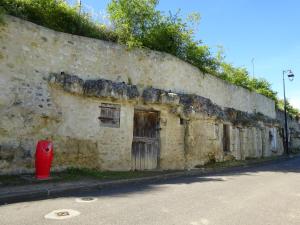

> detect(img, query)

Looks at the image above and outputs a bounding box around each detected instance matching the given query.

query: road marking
[44,209,80,220]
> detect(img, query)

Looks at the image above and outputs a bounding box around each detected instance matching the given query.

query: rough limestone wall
[244,127,260,158]
[239,128,249,159]
[259,126,283,157]
[272,127,284,155]
[275,128,284,155]
[262,127,270,157]
[225,126,263,160]
[255,128,263,157]
[0,68,62,174]
[226,125,283,161]
[51,90,134,171]
[185,119,223,168]
[292,135,300,149]
[230,127,242,160]
[0,16,284,173]
[0,75,135,173]
[159,106,185,170]
[276,110,300,150]
[0,16,276,117]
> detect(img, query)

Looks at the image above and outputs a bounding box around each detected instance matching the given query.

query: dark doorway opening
[223,124,230,152]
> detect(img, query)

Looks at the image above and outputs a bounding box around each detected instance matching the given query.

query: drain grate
[44,209,80,220]
[75,197,97,203]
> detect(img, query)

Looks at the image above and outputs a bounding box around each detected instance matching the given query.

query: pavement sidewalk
[0,155,295,204]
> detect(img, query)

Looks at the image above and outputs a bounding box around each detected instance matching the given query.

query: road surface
[1,157,300,225]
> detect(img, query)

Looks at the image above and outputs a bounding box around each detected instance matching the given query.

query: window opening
[98,103,120,128]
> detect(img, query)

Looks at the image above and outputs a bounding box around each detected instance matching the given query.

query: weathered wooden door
[132,110,160,170]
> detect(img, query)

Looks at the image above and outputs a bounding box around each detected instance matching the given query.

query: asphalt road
[1,157,300,225]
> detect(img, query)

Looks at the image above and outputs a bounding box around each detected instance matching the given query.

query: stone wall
[276,110,300,150]
[0,16,288,174]
[0,16,275,116]
[183,118,284,169]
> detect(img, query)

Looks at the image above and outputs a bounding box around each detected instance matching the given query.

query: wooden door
[132,110,159,170]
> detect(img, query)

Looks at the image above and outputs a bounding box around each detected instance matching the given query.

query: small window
[98,103,120,128]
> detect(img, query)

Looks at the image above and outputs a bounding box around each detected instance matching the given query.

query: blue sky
[67,0,300,110]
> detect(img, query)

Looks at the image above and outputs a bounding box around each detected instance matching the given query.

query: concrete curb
[0,155,296,204]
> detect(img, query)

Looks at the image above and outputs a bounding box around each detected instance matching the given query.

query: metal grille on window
[98,103,120,128]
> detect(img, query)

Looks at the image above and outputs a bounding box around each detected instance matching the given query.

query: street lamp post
[282,70,295,155]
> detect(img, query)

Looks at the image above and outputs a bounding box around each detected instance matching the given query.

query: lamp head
[287,70,295,81]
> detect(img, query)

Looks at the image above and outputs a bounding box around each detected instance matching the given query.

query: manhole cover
[44,209,80,220]
[75,197,97,203]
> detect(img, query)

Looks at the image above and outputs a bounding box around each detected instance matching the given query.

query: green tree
[107,0,217,72]
[107,0,159,48]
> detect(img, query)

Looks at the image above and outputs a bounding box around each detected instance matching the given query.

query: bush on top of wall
[0,0,117,42]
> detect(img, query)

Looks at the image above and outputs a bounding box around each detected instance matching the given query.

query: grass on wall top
[0,0,117,42]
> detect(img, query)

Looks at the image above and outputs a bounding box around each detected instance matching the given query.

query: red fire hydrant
[35,140,53,180]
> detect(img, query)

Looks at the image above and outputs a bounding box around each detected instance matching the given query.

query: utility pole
[77,0,82,14]
[282,70,295,155]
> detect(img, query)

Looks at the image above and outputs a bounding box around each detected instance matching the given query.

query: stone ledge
[48,72,279,127]
[49,72,140,101]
